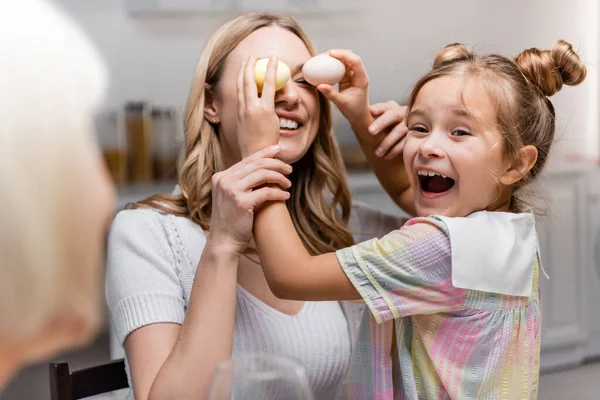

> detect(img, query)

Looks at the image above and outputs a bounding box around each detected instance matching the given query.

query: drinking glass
[207,354,314,400]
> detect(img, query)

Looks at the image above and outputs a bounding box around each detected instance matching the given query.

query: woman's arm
[123,244,239,400]
[108,146,292,400]
[142,244,240,400]
[350,111,415,216]
[317,50,415,216]
[361,102,416,216]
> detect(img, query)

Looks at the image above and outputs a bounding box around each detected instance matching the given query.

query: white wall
[55,0,598,161]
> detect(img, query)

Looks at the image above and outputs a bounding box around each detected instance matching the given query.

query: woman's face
[210,26,321,164]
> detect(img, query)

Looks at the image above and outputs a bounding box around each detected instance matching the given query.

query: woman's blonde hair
[134,12,354,254]
[0,0,108,340]
[408,40,587,213]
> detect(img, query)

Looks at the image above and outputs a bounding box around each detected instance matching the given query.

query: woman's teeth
[279,118,299,130]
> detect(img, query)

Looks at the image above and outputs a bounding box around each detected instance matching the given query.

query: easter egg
[302,54,346,86]
[254,58,291,92]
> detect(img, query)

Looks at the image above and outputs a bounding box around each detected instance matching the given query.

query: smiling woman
[133,16,353,255]
[105,11,405,400]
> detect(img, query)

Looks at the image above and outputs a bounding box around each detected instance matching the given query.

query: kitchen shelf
[125,0,364,15]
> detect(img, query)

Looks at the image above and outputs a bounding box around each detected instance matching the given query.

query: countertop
[116,164,595,210]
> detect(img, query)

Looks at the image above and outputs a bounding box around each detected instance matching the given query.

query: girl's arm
[254,201,361,301]
[233,54,352,301]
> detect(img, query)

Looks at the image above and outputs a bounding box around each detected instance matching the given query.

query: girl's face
[403,75,517,217]
[209,26,321,165]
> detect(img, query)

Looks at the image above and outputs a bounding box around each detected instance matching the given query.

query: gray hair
[0,0,108,339]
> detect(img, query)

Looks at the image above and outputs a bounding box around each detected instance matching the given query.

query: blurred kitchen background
[3,0,600,398]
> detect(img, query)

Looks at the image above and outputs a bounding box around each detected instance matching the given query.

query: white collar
[435,211,544,297]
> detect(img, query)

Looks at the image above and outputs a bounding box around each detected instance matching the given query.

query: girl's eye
[451,129,471,137]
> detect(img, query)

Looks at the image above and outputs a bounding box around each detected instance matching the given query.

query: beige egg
[302,54,346,86]
[254,58,291,92]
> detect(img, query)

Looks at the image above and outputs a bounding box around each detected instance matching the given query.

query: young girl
[237,40,586,399]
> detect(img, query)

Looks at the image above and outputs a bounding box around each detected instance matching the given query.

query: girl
[239,41,587,399]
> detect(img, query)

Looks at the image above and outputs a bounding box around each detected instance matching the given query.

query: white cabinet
[580,170,600,360]
[536,169,588,371]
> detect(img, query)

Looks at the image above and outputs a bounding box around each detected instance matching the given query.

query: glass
[332,380,355,400]
[207,355,314,400]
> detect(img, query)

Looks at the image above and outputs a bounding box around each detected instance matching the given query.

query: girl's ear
[203,83,220,124]
[500,145,538,186]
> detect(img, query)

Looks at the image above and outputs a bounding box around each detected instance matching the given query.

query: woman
[0,0,115,390]
[106,12,406,400]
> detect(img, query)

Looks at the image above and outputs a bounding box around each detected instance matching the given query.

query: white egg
[302,54,346,86]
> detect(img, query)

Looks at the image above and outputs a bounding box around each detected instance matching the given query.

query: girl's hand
[315,49,371,129]
[237,55,281,158]
[208,145,292,254]
[369,101,409,160]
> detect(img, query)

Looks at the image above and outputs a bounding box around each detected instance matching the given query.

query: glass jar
[97,109,128,185]
[152,107,181,181]
[125,101,153,183]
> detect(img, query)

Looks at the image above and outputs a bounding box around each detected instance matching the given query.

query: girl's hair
[132,12,354,254]
[408,40,587,212]
[0,0,108,339]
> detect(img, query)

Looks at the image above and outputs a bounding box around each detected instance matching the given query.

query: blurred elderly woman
[0,0,115,389]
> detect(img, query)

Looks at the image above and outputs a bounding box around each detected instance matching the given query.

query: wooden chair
[49,359,129,400]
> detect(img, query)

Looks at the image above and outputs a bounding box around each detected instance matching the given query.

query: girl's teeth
[418,170,448,179]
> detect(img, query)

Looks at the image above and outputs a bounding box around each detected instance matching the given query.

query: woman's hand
[237,55,281,158]
[316,49,371,130]
[368,101,408,160]
[208,145,292,254]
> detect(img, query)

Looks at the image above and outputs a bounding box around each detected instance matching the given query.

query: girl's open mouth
[418,171,455,194]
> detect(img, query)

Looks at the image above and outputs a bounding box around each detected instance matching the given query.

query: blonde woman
[106,12,406,400]
[0,0,115,390]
